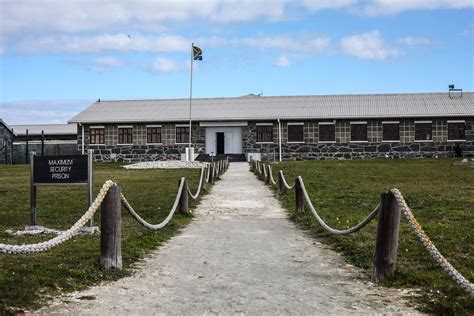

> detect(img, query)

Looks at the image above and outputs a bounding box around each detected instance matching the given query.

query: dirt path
[39,162,419,315]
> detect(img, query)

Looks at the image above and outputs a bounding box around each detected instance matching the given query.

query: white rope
[262,163,268,177]
[0,180,115,254]
[268,165,277,185]
[297,176,380,235]
[279,170,295,189]
[391,188,474,295]
[121,178,186,230]
[187,167,205,200]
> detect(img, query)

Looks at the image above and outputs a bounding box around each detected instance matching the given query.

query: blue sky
[0,0,473,124]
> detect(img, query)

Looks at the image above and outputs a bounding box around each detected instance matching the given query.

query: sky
[0,0,473,124]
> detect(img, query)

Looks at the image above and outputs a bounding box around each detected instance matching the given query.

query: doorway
[216,133,225,154]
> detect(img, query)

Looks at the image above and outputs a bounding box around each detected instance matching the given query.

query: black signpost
[30,150,94,227]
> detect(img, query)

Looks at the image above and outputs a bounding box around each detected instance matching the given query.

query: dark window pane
[147,127,161,143]
[256,125,273,142]
[448,123,465,140]
[415,123,432,141]
[383,123,399,141]
[288,124,304,142]
[319,124,335,142]
[118,128,133,144]
[90,128,104,144]
[351,124,367,142]
[176,127,189,144]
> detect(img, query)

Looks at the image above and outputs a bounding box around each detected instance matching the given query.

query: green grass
[0,163,208,313]
[261,158,473,315]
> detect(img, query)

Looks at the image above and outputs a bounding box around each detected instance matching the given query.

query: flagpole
[188,43,193,161]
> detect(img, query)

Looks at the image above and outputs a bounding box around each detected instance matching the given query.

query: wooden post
[372,191,401,283]
[277,171,286,197]
[178,178,189,214]
[295,177,304,214]
[265,165,271,184]
[201,168,207,191]
[100,184,122,270]
[210,163,215,183]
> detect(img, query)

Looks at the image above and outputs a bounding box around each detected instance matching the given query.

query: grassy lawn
[0,163,207,313]
[262,158,473,315]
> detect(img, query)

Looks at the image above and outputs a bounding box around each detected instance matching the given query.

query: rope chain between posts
[0,180,115,254]
[297,176,380,235]
[268,165,277,185]
[187,167,205,200]
[390,189,474,295]
[121,178,185,230]
[279,170,295,189]
[262,163,268,177]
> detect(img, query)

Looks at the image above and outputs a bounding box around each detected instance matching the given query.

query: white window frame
[350,121,368,143]
[146,125,163,145]
[287,122,304,144]
[256,123,274,143]
[382,121,400,143]
[175,124,190,144]
[447,120,466,142]
[414,121,433,142]
[318,122,336,144]
[117,126,133,145]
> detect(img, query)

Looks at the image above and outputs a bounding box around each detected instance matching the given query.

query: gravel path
[39,162,420,315]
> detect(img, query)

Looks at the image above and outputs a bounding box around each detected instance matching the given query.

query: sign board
[33,155,88,184]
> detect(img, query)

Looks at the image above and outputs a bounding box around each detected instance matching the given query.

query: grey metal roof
[11,124,77,136]
[0,118,16,135]
[69,92,474,124]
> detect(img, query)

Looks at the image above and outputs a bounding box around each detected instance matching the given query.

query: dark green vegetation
[0,163,205,313]
[262,158,473,315]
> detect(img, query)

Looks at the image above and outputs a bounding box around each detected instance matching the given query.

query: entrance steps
[195,153,246,162]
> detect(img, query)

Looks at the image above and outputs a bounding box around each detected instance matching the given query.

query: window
[176,126,189,144]
[147,126,162,144]
[256,125,273,143]
[319,123,335,142]
[90,128,104,144]
[382,123,400,142]
[351,122,367,142]
[287,123,304,143]
[415,122,432,141]
[448,122,465,141]
[118,127,133,144]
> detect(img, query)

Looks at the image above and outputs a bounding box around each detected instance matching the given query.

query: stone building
[0,119,15,164]
[69,92,474,162]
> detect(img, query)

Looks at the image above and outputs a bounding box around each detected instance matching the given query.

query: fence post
[372,191,401,283]
[295,177,304,213]
[178,178,189,214]
[100,184,122,270]
[201,167,207,191]
[277,171,286,197]
[265,165,271,185]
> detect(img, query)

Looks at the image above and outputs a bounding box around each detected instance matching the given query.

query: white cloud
[362,0,473,16]
[16,33,189,54]
[397,36,440,46]
[302,0,357,11]
[340,30,400,60]
[152,57,179,73]
[231,35,329,54]
[0,100,91,124]
[275,55,291,67]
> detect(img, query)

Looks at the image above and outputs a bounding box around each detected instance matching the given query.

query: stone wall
[79,117,474,162]
[0,123,14,164]
[80,123,205,162]
[243,118,474,160]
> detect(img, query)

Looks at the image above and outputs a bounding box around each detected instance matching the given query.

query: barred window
[176,126,189,144]
[415,123,432,141]
[351,123,367,142]
[90,128,104,144]
[147,127,162,144]
[382,123,400,141]
[448,122,465,140]
[319,124,335,142]
[256,125,273,143]
[118,128,133,144]
[288,124,304,142]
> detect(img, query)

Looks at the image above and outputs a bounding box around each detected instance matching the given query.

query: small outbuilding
[0,119,16,164]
